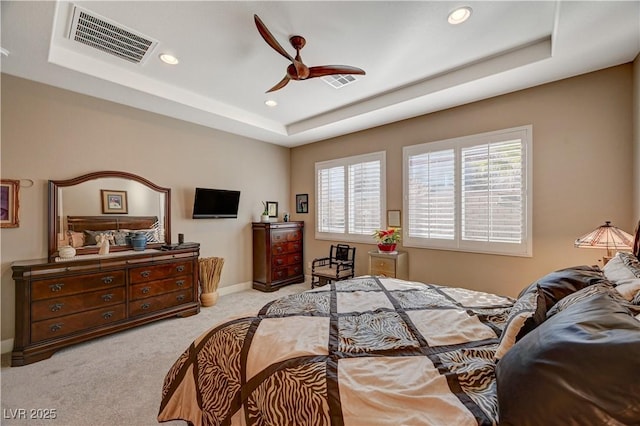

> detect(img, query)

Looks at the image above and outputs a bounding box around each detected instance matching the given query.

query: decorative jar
[58,246,76,259]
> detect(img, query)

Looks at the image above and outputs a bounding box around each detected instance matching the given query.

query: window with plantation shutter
[403,126,532,257]
[316,152,386,242]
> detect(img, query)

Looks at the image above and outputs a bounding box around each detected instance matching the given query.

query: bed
[158,223,640,426]
[62,215,161,248]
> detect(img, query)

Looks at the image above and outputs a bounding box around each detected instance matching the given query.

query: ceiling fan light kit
[254,14,366,92]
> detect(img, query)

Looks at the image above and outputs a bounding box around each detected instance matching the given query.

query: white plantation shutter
[461,140,523,244]
[316,152,386,242]
[407,149,455,240]
[403,126,532,256]
[348,160,382,235]
[317,166,345,233]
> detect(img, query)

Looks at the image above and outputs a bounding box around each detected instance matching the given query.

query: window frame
[402,125,533,257]
[315,151,387,243]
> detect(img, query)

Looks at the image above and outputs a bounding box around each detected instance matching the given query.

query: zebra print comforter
[158,276,514,426]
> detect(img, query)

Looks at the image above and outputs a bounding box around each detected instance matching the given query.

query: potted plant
[372,228,401,253]
[261,202,270,222]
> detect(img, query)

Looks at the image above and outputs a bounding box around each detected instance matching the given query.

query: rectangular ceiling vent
[321,74,358,89]
[68,5,158,65]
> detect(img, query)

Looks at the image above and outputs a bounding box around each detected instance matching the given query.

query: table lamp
[574,221,634,264]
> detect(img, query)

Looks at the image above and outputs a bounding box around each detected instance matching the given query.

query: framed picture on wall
[387,210,401,228]
[296,194,308,214]
[0,179,20,228]
[101,189,128,214]
[266,201,278,218]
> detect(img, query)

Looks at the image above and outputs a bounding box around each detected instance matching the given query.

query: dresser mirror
[48,171,171,259]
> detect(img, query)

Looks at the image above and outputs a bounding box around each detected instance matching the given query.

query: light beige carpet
[0,282,309,426]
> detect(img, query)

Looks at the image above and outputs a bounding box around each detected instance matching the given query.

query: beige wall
[0,75,291,342]
[291,64,635,298]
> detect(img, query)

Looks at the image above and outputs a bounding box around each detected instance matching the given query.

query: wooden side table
[368,250,408,279]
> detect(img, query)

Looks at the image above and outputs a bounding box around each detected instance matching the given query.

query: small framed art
[266,201,278,218]
[101,189,128,214]
[0,179,19,228]
[387,210,401,228]
[296,194,308,214]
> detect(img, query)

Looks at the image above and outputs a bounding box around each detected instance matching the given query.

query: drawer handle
[102,293,114,302]
[141,287,151,294]
[176,294,185,302]
[50,303,64,312]
[176,265,185,273]
[49,283,64,292]
[50,323,63,332]
[141,303,151,310]
[101,276,114,284]
[102,311,114,320]
[276,259,284,265]
[140,271,151,278]
[176,280,185,287]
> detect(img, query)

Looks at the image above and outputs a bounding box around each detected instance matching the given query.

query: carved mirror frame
[48,171,171,260]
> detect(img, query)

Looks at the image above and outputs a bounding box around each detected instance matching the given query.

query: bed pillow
[517,265,605,312]
[496,290,640,425]
[67,231,85,248]
[603,252,640,301]
[494,284,545,360]
[546,281,621,318]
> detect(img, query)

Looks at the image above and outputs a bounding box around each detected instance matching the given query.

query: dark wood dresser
[11,245,200,366]
[252,221,304,292]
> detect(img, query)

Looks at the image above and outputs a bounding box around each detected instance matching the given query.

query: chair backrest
[331,244,355,265]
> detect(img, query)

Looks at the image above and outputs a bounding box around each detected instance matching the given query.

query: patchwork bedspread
[158,276,514,426]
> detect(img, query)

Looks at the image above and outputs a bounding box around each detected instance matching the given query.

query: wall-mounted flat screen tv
[192,188,241,219]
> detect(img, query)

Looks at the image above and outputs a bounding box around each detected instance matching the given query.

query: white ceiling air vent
[321,74,358,89]
[68,5,158,64]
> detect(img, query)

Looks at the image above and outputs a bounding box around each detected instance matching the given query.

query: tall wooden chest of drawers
[11,246,200,366]
[252,221,304,292]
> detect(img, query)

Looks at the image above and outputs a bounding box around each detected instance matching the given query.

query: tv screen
[192,188,240,219]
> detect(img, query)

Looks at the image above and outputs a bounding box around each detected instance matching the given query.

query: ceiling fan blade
[308,65,366,79]
[266,75,291,93]
[254,15,294,63]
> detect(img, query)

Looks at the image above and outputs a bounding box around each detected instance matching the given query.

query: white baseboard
[217,281,252,296]
[1,338,14,354]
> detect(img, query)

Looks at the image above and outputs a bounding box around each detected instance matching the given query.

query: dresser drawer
[129,275,193,300]
[31,271,125,301]
[272,241,302,255]
[370,257,396,276]
[31,305,126,343]
[272,264,303,281]
[31,287,125,321]
[129,261,193,284]
[272,253,302,268]
[129,290,194,317]
[271,229,302,243]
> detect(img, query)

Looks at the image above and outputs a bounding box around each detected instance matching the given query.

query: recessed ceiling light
[159,53,179,65]
[448,6,472,25]
[265,100,278,107]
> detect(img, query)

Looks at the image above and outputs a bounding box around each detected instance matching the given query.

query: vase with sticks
[199,257,224,307]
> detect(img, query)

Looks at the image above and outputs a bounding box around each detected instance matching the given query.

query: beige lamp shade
[574,221,634,261]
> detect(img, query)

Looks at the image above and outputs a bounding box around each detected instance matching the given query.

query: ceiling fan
[254,14,366,93]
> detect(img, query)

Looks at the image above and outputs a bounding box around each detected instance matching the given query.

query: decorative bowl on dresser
[11,170,200,366]
[252,221,304,292]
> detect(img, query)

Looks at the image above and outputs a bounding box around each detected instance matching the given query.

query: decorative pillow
[496,291,640,425]
[517,265,605,312]
[603,252,640,301]
[494,284,546,360]
[67,231,85,248]
[134,228,160,243]
[112,230,129,246]
[546,281,620,318]
[84,230,114,245]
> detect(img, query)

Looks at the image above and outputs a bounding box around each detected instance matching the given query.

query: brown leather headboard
[67,216,158,232]
[634,219,640,259]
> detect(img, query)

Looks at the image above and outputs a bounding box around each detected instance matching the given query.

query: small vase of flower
[372,228,401,254]
[261,201,270,222]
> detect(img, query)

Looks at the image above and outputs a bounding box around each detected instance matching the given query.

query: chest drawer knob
[50,323,63,332]
[101,276,114,284]
[176,265,185,273]
[50,303,64,312]
[49,283,64,292]
[176,294,185,302]
[141,287,151,294]
[140,271,151,278]
[176,280,185,287]
[102,311,114,320]
[101,293,114,302]
[141,303,151,310]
